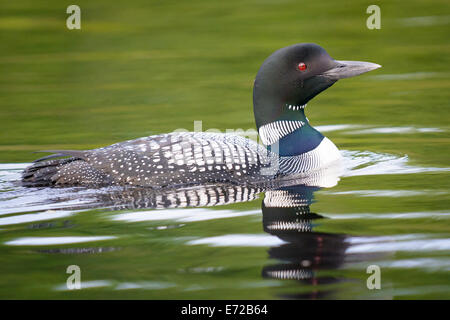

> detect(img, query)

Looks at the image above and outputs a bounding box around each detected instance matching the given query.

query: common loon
[22,43,380,188]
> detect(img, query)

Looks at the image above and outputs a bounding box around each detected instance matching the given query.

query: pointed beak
[322,60,381,80]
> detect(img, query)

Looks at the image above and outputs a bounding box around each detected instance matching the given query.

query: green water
[0,0,449,299]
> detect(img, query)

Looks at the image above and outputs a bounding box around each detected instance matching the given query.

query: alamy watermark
[366,5,381,29]
[366,264,381,289]
[66,5,81,30]
[66,5,381,31]
[169,120,279,176]
[66,265,81,289]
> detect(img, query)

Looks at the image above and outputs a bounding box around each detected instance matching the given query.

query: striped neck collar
[258,104,308,145]
[286,103,307,111]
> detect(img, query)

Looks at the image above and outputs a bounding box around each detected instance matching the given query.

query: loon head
[253,43,381,133]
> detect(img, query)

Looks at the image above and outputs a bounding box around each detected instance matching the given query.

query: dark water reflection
[261,185,384,299]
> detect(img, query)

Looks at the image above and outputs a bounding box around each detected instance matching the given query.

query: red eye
[297,62,307,71]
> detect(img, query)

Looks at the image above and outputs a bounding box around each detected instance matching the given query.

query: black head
[253,43,381,129]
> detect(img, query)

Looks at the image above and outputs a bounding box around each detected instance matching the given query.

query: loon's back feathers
[22,131,343,188]
[22,132,277,188]
[22,157,76,187]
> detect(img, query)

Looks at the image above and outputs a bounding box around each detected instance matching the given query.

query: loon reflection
[261,185,391,299]
[261,185,347,298]
[57,159,342,210]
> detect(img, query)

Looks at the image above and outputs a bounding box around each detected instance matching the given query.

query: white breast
[278,137,342,173]
[272,137,344,188]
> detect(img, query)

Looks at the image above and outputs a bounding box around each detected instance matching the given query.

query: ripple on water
[187,233,450,257]
[5,236,117,246]
[398,15,450,27]
[342,150,450,177]
[345,237,450,254]
[323,190,448,197]
[0,210,74,226]
[53,280,177,291]
[347,127,443,134]
[187,234,286,247]
[322,211,450,220]
[112,208,260,223]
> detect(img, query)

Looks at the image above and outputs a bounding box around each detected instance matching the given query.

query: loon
[22,43,380,188]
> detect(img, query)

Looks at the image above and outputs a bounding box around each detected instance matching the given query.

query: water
[0,0,449,299]
[1,127,449,299]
